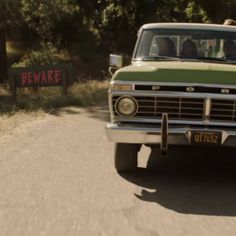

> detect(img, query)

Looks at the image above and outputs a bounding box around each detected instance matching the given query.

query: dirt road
[1,107,236,236]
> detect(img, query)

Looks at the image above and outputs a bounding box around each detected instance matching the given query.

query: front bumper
[106,123,236,147]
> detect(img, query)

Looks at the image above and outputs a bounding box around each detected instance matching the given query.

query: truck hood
[112,61,236,85]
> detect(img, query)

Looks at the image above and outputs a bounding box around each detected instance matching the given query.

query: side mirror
[109,54,123,76]
[109,54,123,68]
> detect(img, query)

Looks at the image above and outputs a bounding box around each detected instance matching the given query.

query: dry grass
[0,80,109,116]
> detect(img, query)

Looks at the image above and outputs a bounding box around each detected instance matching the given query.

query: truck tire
[115,143,141,172]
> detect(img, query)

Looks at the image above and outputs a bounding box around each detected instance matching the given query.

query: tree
[197,0,236,23]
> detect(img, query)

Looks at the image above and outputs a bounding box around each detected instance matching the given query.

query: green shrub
[12,42,70,68]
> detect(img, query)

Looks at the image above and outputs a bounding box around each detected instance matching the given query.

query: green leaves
[3,0,236,62]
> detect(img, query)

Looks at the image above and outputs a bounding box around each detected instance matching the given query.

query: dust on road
[0,107,236,236]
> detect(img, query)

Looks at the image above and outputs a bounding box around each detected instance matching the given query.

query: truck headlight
[115,96,138,116]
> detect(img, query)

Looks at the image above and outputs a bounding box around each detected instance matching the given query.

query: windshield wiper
[197,56,236,64]
[140,56,181,61]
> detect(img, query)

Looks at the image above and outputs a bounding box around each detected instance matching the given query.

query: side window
[149,36,159,56]
[205,39,219,57]
[197,40,206,57]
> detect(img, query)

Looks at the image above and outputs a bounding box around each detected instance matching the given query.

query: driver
[157,38,176,57]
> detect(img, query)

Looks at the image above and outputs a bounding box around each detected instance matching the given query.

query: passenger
[223,40,236,59]
[223,19,236,26]
[217,20,236,58]
[181,39,198,58]
[157,38,176,57]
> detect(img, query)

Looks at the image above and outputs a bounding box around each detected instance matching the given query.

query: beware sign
[20,70,62,87]
[9,63,74,98]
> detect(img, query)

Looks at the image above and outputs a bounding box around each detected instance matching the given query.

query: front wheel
[114,143,141,172]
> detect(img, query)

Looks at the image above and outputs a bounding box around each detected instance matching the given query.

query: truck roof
[141,23,236,32]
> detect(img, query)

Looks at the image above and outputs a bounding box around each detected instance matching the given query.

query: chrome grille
[210,99,236,122]
[112,96,205,120]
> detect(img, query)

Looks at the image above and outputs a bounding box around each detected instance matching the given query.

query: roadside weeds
[0,80,109,116]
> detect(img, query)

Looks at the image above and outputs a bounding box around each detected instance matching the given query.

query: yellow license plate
[191,131,222,145]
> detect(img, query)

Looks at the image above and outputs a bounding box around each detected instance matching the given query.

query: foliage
[2,0,236,67]
[20,0,82,45]
[0,80,108,115]
[12,42,70,67]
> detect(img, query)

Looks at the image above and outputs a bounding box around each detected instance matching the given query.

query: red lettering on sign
[17,66,68,88]
[47,70,54,84]
[28,72,33,84]
[21,72,28,85]
[34,72,41,84]
[55,70,62,84]
[41,71,47,84]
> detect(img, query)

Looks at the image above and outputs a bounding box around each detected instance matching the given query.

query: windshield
[134,29,236,63]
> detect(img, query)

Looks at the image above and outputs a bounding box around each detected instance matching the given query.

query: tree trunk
[0,28,7,83]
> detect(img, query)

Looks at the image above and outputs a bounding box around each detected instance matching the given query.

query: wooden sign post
[0,27,7,82]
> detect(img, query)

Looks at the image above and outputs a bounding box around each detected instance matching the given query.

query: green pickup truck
[106,23,236,172]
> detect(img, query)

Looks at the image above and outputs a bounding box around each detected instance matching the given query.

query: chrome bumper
[106,123,236,147]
